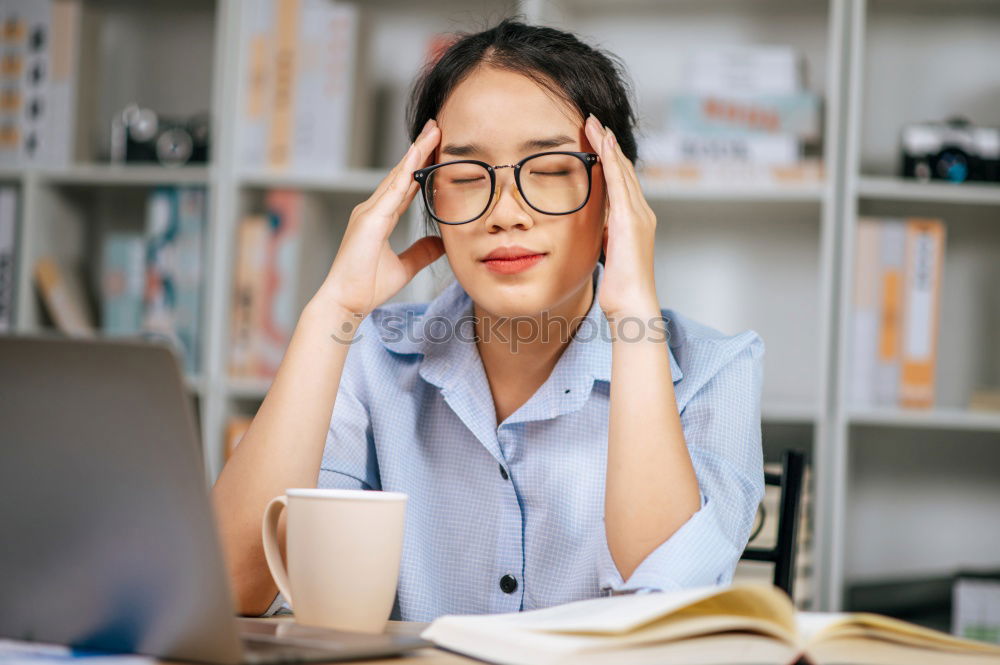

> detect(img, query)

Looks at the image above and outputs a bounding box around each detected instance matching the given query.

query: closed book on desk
[421,583,1000,665]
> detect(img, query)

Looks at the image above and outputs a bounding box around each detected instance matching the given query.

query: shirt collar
[376,261,683,392]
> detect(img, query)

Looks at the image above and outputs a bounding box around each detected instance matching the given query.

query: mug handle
[261,495,294,608]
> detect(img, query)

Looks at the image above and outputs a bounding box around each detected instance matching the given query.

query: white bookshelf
[5,0,1000,614]
[830,0,1000,617]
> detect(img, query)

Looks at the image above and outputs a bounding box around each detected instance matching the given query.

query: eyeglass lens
[425,153,590,223]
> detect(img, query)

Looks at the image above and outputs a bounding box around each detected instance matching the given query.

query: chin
[461,267,555,319]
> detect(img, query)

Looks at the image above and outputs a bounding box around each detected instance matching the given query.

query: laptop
[0,335,429,663]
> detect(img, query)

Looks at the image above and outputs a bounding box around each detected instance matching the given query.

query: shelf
[0,169,25,183]
[848,407,1000,432]
[639,178,825,204]
[227,377,273,400]
[34,164,212,187]
[237,169,387,194]
[858,176,1000,206]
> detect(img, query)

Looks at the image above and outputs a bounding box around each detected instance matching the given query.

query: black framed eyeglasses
[412,151,599,225]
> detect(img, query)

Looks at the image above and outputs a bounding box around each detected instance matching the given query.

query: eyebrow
[441,134,576,157]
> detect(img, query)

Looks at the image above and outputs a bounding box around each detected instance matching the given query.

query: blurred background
[1,0,998,641]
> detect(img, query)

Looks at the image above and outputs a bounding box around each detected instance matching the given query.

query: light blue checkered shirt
[265,261,764,622]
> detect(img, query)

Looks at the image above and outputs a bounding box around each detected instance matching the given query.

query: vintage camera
[901,117,1000,183]
[110,104,210,167]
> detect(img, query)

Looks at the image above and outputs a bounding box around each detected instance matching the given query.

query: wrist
[301,296,366,340]
[602,293,660,322]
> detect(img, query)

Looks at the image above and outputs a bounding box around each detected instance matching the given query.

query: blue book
[668,92,822,142]
[100,231,145,336]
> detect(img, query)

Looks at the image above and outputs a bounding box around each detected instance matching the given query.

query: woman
[212,18,765,622]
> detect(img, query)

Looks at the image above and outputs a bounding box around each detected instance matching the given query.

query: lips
[480,246,547,275]
[480,245,546,261]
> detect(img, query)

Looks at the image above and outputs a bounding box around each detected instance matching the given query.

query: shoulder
[344,279,469,374]
[661,307,764,403]
[346,300,431,369]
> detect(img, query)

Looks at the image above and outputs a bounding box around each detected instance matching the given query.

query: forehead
[436,66,581,159]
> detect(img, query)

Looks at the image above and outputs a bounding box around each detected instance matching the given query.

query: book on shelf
[229,214,269,379]
[72,186,209,370]
[641,159,824,188]
[900,219,945,409]
[0,186,16,331]
[643,45,824,186]
[141,186,206,376]
[421,583,1000,665]
[667,92,822,143]
[0,0,80,168]
[33,256,94,337]
[682,46,804,96]
[646,132,801,167]
[99,231,144,336]
[238,0,368,175]
[850,217,945,410]
[229,189,326,381]
[257,189,303,376]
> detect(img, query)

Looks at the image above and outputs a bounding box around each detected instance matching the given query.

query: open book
[420,583,1000,665]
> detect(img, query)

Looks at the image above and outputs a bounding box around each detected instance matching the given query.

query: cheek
[437,225,475,263]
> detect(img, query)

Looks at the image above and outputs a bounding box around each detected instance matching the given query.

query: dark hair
[405,18,640,265]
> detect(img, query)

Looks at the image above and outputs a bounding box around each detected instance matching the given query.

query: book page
[493,585,796,636]
[421,584,802,665]
[422,612,798,665]
[807,636,1000,665]
[802,611,1000,662]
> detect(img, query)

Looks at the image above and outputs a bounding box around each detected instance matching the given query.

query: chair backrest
[740,449,806,598]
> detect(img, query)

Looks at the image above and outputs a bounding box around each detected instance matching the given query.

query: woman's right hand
[315,118,444,318]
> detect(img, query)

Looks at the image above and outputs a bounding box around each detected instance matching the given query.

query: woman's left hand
[584,113,660,320]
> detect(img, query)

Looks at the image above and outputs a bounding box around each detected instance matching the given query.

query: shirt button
[499,574,518,594]
[499,464,509,480]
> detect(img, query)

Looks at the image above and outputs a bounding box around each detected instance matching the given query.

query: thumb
[398,235,445,281]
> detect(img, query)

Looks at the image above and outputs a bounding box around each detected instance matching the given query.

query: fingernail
[422,118,433,131]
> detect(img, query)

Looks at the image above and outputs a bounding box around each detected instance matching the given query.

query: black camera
[901,117,1000,184]
[110,104,210,167]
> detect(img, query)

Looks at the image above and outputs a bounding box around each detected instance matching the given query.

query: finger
[584,115,617,199]
[397,235,445,281]
[371,124,440,219]
[591,121,632,210]
[371,119,439,202]
[607,130,649,212]
[393,179,421,220]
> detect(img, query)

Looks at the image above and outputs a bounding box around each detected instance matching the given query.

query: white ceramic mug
[261,488,407,633]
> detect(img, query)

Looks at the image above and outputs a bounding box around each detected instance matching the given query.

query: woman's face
[431,65,606,319]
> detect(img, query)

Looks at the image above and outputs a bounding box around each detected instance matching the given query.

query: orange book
[900,218,945,409]
[875,220,906,406]
[266,0,298,169]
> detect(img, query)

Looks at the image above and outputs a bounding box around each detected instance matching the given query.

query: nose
[482,166,534,233]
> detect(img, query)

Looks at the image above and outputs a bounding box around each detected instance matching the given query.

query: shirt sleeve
[258,325,379,617]
[596,332,766,595]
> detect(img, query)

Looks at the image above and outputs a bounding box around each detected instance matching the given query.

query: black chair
[741,449,806,599]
